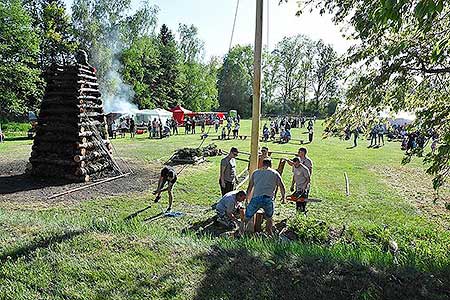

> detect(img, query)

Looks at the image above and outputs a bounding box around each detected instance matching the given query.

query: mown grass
[0,120,449,299]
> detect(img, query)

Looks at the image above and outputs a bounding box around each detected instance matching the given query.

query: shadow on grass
[0,229,86,262]
[0,173,70,194]
[4,136,31,141]
[192,243,450,300]
[124,205,152,221]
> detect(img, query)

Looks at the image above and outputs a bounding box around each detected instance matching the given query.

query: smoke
[96,31,138,114]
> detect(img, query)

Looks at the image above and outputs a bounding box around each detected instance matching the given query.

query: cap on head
[299,147,307,155]
[230,147,238,154]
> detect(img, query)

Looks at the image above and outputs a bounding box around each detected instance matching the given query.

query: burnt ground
[0,158,161,203]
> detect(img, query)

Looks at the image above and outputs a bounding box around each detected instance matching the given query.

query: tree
[300,0,450,189]
[311,40,341,113]
[121,36,160,109]
[154,24,182,108]
[273,36,305,113]
[177,24,204,63]
[262,48,280,114]
[24,0,77,69]
[217,45,253,117]
[72,0,158,109]
[0,0,43,118]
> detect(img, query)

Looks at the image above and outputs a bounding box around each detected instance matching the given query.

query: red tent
[170,105,193,125]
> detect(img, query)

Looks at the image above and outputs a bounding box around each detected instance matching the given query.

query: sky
[63,0,354,59]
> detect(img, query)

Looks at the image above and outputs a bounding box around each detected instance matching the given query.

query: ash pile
[170,144,221,165]
[28,52,122,182]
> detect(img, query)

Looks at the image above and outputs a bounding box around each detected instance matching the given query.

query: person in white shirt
[215,190,246,228]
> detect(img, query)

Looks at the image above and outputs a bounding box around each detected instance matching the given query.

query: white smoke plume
[96,31,139,115]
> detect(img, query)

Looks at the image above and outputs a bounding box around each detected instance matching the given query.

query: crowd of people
[342,121,440,154]
[262,116,315,144]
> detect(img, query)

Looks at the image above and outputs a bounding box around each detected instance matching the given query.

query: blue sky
[64,0,354,59]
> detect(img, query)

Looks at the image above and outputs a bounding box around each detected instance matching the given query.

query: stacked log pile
[29,62,120,182]
[170,144,221,165]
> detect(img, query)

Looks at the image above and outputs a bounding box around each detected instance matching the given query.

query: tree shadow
[191,243,450,300]
[0,173,70,195]
[0,229,86,263]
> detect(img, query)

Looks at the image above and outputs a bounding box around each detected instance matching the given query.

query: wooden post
[249,0,263,176]
[344,172,350,196]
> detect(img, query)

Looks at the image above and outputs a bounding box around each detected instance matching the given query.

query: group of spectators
[218,115,241,139]
[216,146,313,235]
[109,117,136,139]
[262,116,315,144]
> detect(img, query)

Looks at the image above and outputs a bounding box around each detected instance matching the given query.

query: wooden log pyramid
[29,53,121,182]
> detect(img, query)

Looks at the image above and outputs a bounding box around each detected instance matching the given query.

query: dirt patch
[0,158,161,204]
[372,165,450,228]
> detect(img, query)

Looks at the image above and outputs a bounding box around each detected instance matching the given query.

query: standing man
[308,125,314,143]
[215,190,247,229]
[129,117,136,138]
[285,157,311,212]
[286,147,313,174]
[242,158,286,235]
[219,147,239,195]
[353,126,360,147]
[153,166,177,212]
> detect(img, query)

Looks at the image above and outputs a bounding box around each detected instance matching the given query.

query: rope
[229,0,240,51]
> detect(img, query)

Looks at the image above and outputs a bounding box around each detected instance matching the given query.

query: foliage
[71,0,158,97]
[299,0,450,188]
[262,35,341,116]
[217,45,254,117]
[121,36,160,109]
[179,60,219,112]
[24,0,77,69]
[154,24,182,108]
[0,0,43,118]
[177,23,204,63]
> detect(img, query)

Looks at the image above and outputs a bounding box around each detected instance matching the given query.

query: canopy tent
[135,108,172,125]
[170,105,193,125]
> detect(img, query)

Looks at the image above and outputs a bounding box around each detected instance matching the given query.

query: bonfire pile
[28,54,121,182]
[170,144,222,164]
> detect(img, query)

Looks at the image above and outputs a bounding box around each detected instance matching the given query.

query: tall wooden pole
[249,0,263,175]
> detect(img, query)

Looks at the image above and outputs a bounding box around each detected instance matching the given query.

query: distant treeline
[0,0,342,121]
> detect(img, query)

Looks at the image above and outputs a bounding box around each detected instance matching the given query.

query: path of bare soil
[0,156,161,204]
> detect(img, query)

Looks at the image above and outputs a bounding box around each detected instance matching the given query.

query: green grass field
[0,120,449,300]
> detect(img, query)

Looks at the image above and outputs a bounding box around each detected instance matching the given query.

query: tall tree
[155,24,182,108]
[72,0,158,108]
[24,0,77,69]
[217,45,253,117]
[0,0,43,118]
[311,40,340,112]
[177,24,204,63]
[121,36,160,109]
[273,35,307,113]
[262,48,280,113]
[300,0,450,189]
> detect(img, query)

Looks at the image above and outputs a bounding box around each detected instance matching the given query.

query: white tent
[135,108,173,125]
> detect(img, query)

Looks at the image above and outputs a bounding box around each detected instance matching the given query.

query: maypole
[249,0,264,174]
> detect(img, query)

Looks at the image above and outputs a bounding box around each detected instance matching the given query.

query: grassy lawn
[0,120,449,300]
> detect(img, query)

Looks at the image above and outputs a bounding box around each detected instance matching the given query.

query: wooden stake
[47,173,130,200]
[344,172,350,196]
